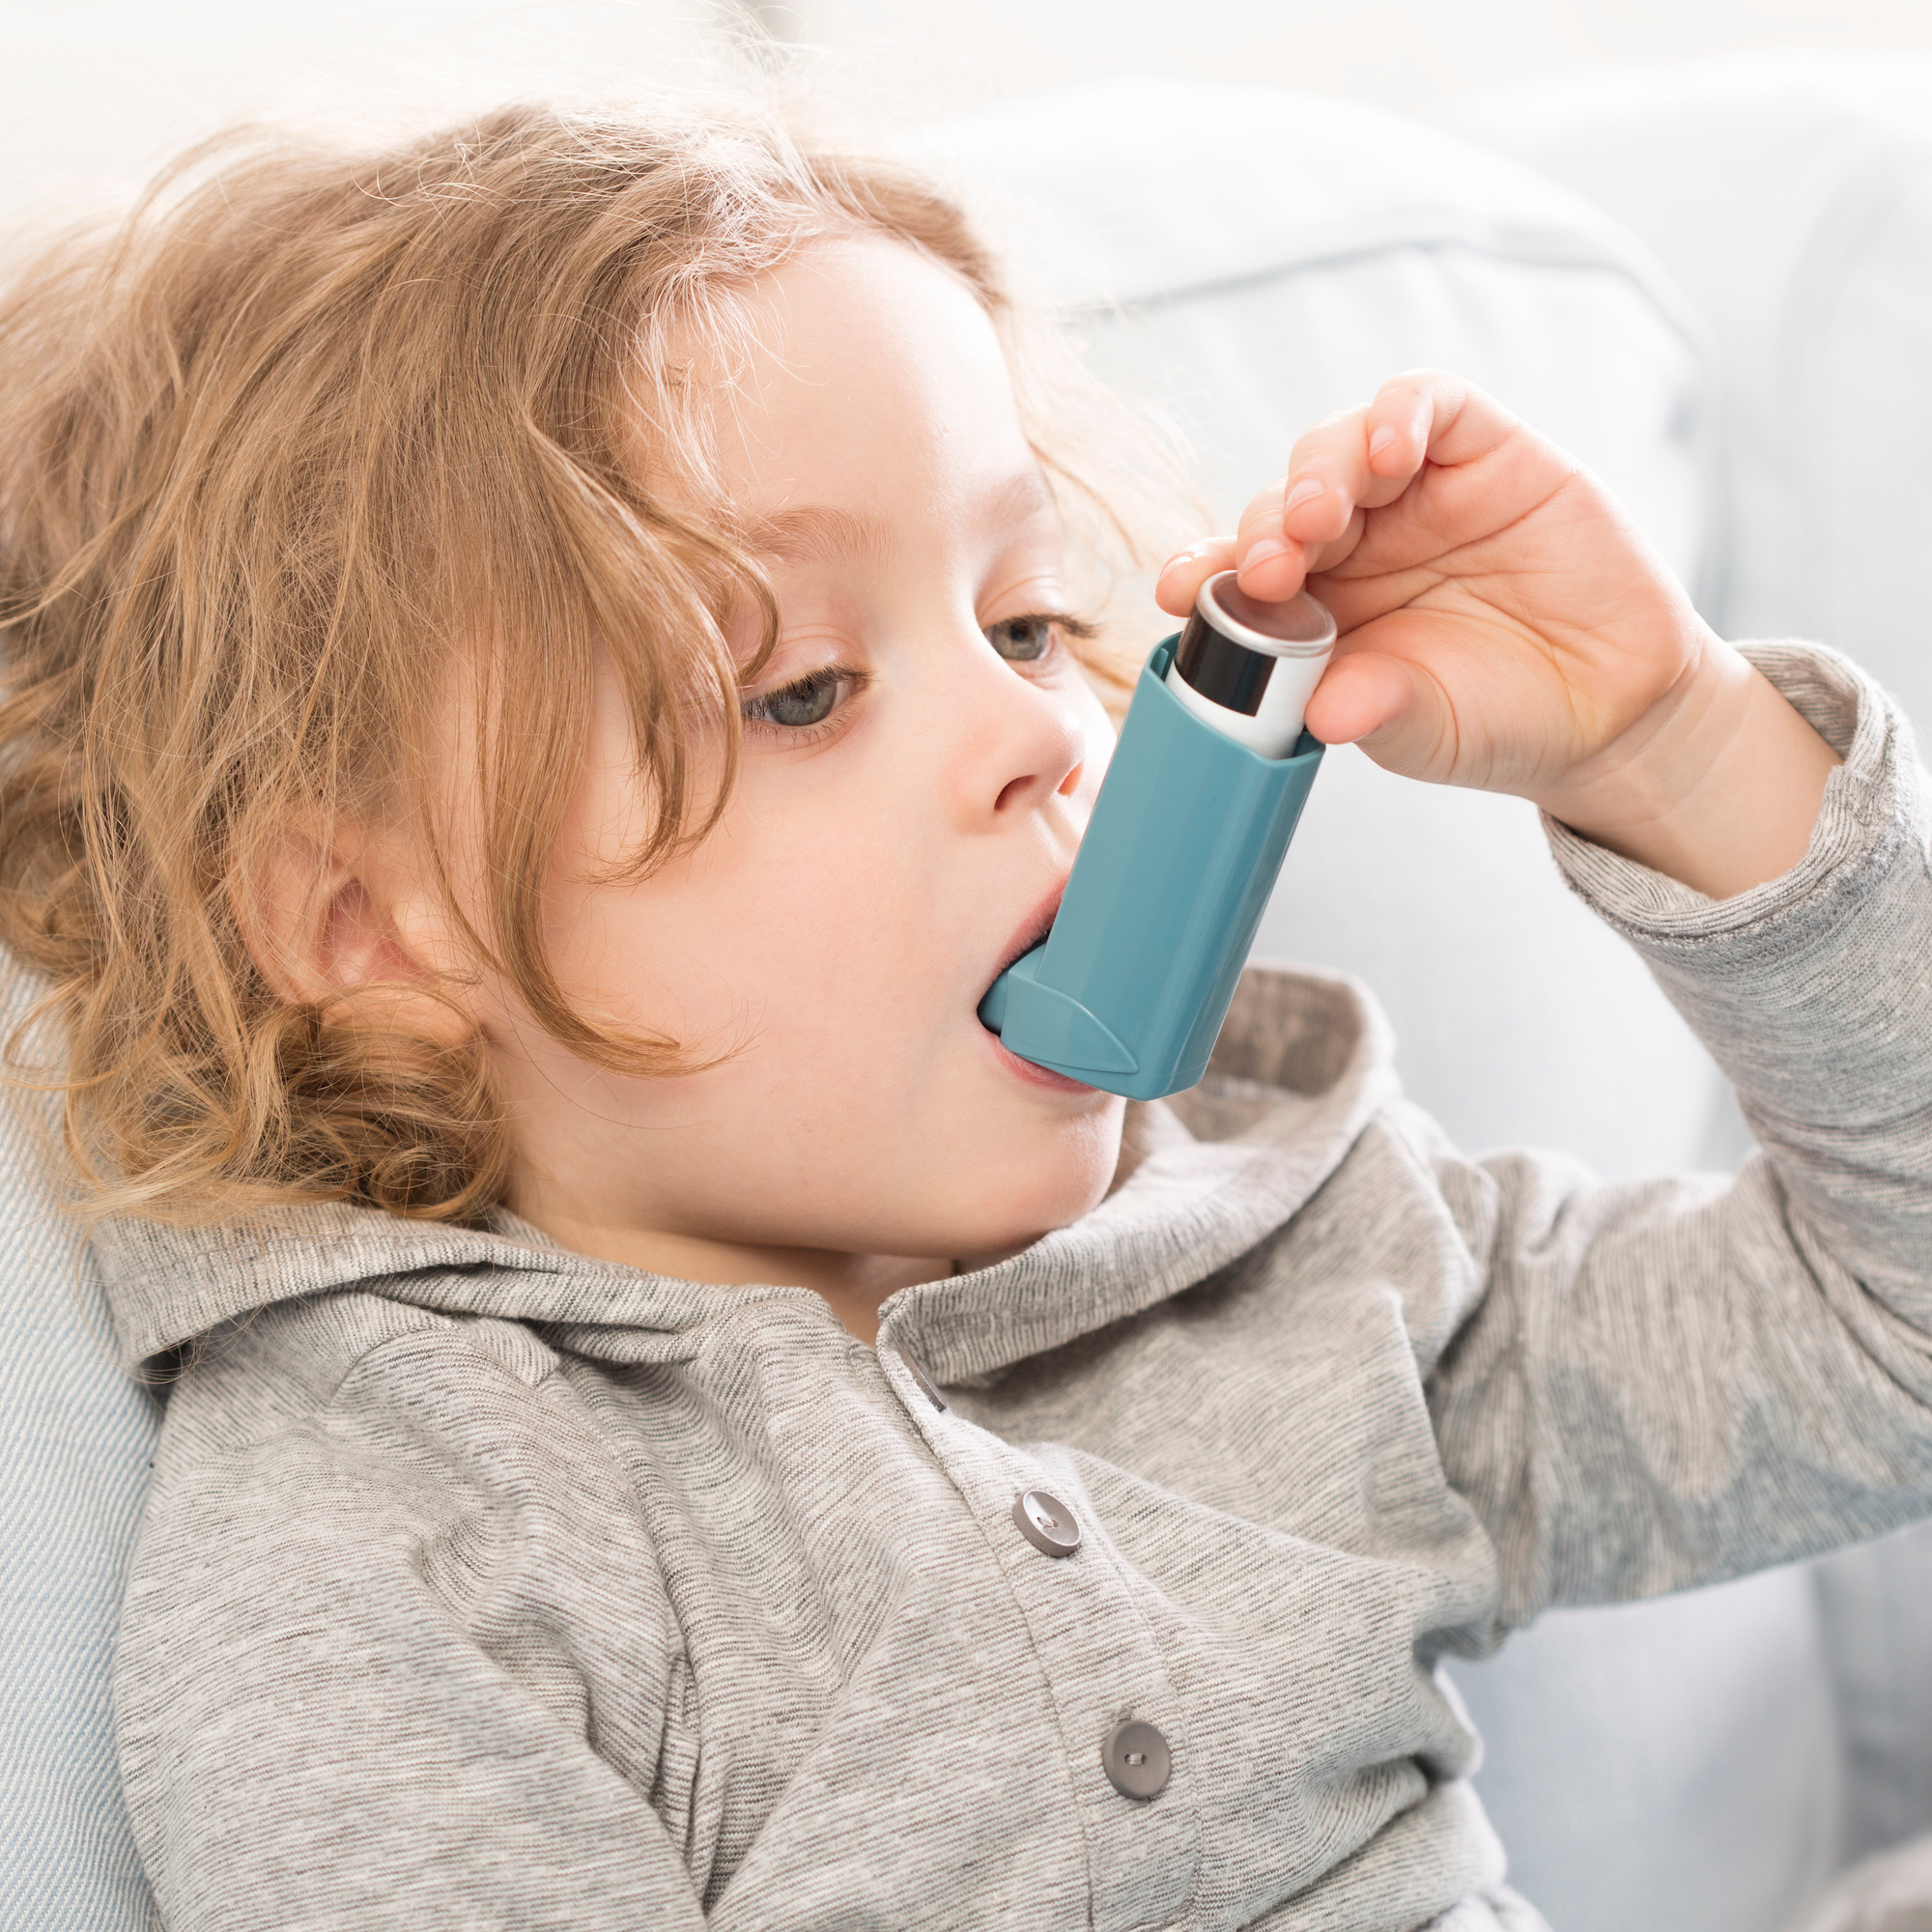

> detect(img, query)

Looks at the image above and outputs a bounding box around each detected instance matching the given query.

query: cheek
[551,774,936,1065]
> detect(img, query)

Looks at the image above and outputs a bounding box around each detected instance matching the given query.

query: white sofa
[7,56,1932,1931]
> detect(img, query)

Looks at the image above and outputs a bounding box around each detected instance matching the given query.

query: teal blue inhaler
[978,570,1334,1100]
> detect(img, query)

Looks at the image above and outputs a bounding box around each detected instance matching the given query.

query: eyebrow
[741,504,892,565]
[739,469,1058,565]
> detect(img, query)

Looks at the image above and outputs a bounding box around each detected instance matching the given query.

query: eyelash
[737,611,1098,748]
[987,610,1097,668]
[739,663,867,747]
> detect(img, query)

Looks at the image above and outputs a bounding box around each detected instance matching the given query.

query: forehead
[696,236,1041,525]
[741,471,1058,569]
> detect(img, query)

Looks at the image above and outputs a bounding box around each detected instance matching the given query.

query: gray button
[902,1355,947,1411]
[1102,1720,1172,1801]
[1010,1488,1081,1557]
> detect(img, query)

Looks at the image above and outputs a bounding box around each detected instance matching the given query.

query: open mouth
[997,910,1056,980]
[981,889,1074,1036]
[989,885,1066,981]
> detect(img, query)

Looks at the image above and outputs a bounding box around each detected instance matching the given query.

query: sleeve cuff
[1543,639,1916,948]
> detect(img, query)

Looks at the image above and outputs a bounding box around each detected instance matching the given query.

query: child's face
[480,238,1127,1292]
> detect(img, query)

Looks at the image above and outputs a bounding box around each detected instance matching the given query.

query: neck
[513,1208,952,1346]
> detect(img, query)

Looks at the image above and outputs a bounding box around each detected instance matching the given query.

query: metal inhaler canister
[978,570,1335,1100]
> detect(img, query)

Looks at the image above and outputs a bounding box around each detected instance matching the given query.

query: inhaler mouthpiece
[1166,571,1336,757]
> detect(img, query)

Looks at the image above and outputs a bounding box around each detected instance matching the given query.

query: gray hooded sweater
[96,642,1932,1932]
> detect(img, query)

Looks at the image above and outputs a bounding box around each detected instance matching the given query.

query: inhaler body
[979,573,1336,1100]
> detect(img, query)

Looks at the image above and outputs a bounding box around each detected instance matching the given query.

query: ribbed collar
[89,966,1396,1381]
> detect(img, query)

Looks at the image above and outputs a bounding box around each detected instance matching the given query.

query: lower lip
[982,1023,1100,1095]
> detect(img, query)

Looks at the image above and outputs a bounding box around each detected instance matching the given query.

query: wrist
[1537,635,1842,900]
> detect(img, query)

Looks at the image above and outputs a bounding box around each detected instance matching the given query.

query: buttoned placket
[883,1342,1201,1932]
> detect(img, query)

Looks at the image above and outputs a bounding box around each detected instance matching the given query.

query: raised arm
[1417,643,1932,1623]
[1157,374,1932,1622]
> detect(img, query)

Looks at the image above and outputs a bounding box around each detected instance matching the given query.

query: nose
[945,641,1093,830]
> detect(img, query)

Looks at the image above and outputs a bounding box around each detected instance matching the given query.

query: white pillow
[1452,50,1932,740]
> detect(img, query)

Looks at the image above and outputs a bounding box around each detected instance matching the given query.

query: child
[2,92,1927,1932]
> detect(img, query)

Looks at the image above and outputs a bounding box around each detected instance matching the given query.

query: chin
[953,1120,1123,1255]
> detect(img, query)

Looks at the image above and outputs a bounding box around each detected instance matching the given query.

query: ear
[233,816,473,1047]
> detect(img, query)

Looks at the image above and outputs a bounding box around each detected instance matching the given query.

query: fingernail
[1369,424,1399,458]
[1240,536,1288,570]
[1284,476,1324,512]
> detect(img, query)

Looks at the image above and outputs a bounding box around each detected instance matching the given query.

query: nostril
[993,775,1034,814]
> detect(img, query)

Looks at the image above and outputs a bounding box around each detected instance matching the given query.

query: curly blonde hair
[0,94,1160,1227]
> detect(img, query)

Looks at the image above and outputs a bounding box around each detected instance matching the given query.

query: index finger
[1233,372,1509,604]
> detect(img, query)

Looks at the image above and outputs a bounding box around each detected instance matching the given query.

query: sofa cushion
[1446,1566,1843,1932]
[1452,50,1932,740]
[0,955,159,1929]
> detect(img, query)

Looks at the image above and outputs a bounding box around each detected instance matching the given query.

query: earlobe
[232,822,474,1046]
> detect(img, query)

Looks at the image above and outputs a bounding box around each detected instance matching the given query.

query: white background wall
[4,0,1932,226]
[769,0,1932,111]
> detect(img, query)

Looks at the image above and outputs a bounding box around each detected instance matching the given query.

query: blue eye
[744,669,841,729]
[987,615,1056,663]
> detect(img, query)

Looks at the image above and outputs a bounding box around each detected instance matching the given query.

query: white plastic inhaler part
[1164,570,1337,757]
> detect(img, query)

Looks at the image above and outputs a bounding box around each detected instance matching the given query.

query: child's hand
[1155,371,1839,899]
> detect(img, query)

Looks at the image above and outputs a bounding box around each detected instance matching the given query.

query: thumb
[1303,651,1455,781]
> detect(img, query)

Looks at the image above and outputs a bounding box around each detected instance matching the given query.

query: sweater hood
[89,965,1398,1381]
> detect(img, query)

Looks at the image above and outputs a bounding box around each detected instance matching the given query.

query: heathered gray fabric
[94,640,1932,1932]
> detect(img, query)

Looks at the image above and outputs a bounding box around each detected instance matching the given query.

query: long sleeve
[1424,640,1932,1628]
